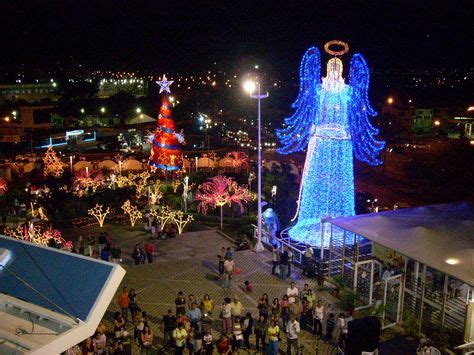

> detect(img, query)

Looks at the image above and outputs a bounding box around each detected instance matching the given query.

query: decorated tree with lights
[88,204,110,227]
[149,75,184,171]
[121,200,143,227]
[73,168,104,193]
[276,41,384,245]
[194,175,253,229]
[43,146,64,177]
[226,151,250,170]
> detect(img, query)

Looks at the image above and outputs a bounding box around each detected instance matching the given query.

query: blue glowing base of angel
[289,137,355,247]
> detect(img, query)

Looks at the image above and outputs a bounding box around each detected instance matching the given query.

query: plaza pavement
[98,227,339,354]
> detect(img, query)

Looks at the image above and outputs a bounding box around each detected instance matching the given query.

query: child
[244,280,253,292]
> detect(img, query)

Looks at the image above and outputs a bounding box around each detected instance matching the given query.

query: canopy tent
[330,202,474,286]
[124,113,155,125]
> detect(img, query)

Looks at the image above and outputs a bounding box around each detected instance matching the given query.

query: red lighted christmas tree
[149,76,184,171]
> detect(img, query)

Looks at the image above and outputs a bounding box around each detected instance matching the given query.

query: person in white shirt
[271,246,279,275]
[286,282,299,304]
[302,246,314,276]
[313,300,325,336]
[286,314,301,354]
[223,257,234,289]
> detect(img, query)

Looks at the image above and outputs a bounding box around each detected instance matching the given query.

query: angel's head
[322,57,345,90]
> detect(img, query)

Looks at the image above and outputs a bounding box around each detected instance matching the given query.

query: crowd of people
[75,243,352,355]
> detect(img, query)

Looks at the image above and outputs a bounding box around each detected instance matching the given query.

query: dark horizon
[1,1,473,74]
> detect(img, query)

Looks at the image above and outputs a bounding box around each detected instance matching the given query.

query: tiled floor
[103,228,338,354]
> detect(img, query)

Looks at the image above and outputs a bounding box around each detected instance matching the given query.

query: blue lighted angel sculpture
[276,42,384,245]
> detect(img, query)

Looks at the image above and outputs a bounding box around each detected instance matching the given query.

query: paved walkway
[100,228,338,354]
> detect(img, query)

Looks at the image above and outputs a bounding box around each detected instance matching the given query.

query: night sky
[1,1,473,73]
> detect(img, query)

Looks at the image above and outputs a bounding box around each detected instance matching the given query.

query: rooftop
[330,202,474,286]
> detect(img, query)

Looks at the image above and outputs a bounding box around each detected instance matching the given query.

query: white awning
[330,202,474,286]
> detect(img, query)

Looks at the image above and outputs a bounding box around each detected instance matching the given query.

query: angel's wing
[276,47,321,154]
[349,53,385,165]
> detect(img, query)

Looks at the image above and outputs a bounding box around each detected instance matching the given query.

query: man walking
[286,314,301,355]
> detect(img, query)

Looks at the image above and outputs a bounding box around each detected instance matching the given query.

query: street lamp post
[245,80,269,252]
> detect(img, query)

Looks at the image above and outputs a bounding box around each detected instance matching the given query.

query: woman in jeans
[280,294,291,330]
[267,318,280,355]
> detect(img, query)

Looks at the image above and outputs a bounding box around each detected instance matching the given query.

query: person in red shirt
[144,242,154,263]
[118,286,129,321]
[216,334,231,354]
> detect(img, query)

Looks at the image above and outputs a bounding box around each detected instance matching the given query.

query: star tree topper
[156,74,173,93]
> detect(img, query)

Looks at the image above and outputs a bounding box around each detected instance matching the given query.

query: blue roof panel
[0,236,114,321]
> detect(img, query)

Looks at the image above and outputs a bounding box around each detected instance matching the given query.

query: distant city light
[100,107,106,113]
[254,64,259,69]
[80,108,85,114]
[135,107,142,113]
[434,120,441,126]
[11,110,17,116]
[4,116,10,122]
[387,97,394,104]
[467,106,474,112]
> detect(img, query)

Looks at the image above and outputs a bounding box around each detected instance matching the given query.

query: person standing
[186,302,202,334]
[267,318,280,355]
[118,286,129,321]
[128,288,139,321]
[111,244,122,264]
[254,314,267,352]
[87,234,95,257]
[313,300,325,337]
[325,313,336,342]
[286,282,299,304]
[218,246,226,275]
[230,296,243,320]
[203,331,213,355]
[280,295,291,329]
[144,241,154,263]
[287,248,293,278]
[172,322,188,355]
[279,249,289,279]
[242,312,253,349]
[162,309,177,348]
[216,334,232,354]
[271,246,279,275]
[140,325,153,355]
[221,297,232,333]
[201,294,214,316]
[175,291,186,316]
[286,314,301,355]
[223,257,234,289]
[302,246,314,276]
[231,316,244,352]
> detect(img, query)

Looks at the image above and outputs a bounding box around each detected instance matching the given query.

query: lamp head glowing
[445,258,459,265]
[243,80,256,94]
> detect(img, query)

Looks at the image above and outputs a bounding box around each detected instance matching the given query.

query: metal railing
[251,224,330,275]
